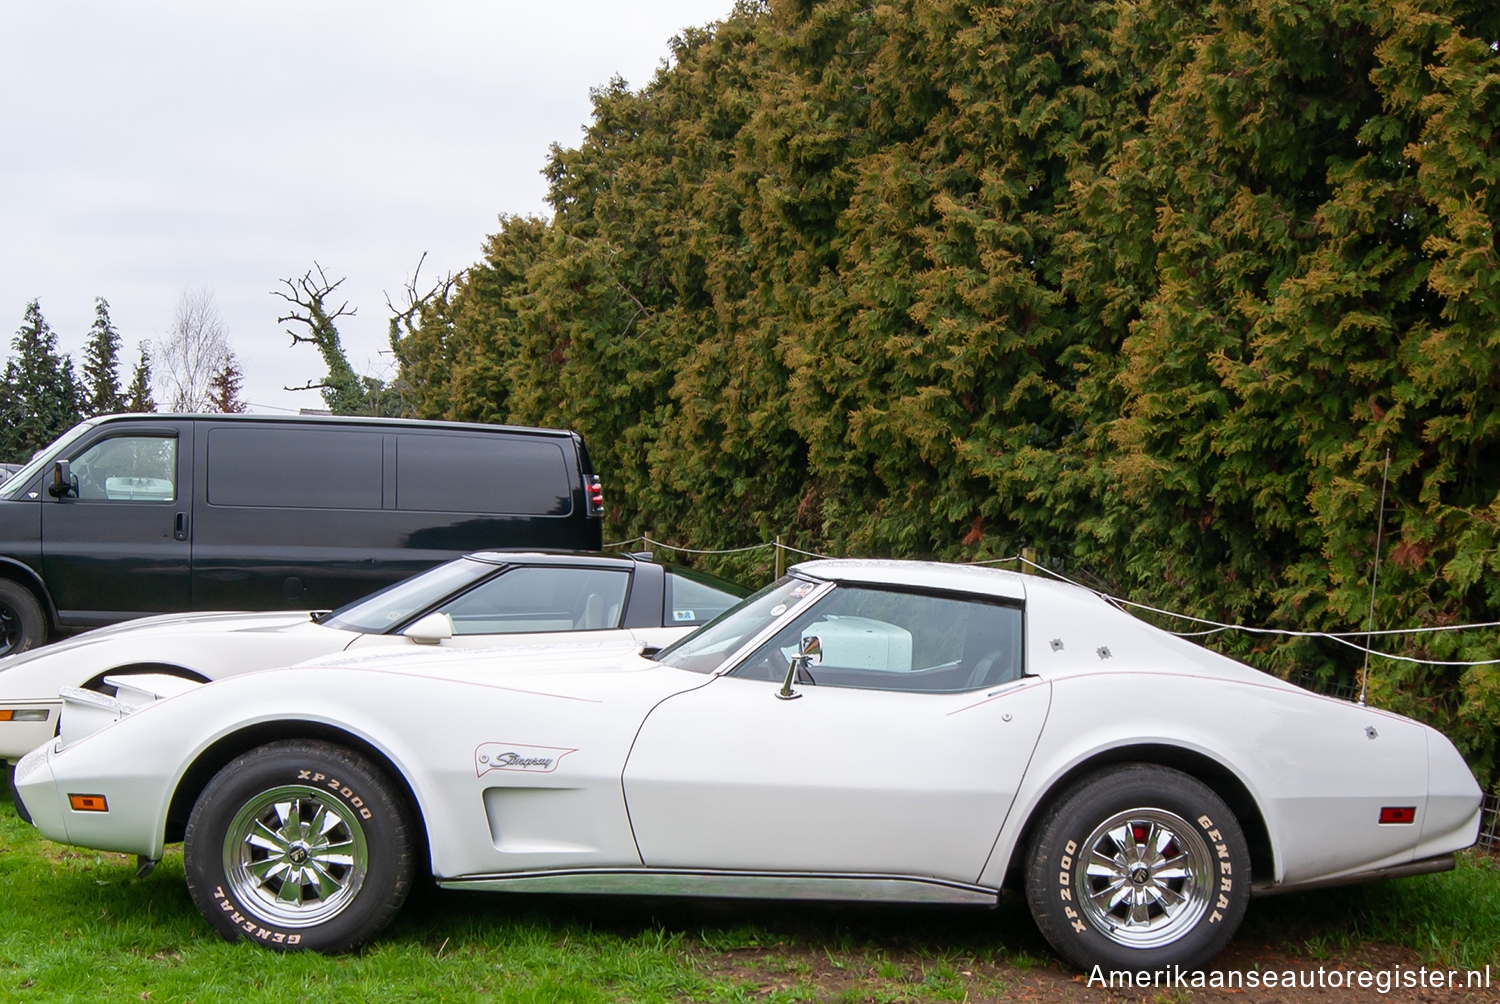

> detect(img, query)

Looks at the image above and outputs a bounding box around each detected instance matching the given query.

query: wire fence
[1286,672,1361,702]
[1480,793,1500,856]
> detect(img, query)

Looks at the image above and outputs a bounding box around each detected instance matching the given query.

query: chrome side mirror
[777,635,821,701]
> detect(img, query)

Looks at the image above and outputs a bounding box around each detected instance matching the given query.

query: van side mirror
[402,611,453,645]
[47,460,76,499]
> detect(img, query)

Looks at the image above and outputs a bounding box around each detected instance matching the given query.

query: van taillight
[586,476,604,517]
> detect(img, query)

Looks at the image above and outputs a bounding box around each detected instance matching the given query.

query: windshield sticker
[672,609,696,622]
[790,583,816,598]
[475,742,577,777]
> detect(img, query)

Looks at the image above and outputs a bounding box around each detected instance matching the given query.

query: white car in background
[0,551,746,762]
[11,559,1482,972]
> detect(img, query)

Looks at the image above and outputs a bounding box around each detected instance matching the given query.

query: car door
[40,421,193,626]
[623,583,1052,883]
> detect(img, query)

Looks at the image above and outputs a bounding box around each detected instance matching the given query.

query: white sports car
[10,560,1482,971]
[0,551,745,762]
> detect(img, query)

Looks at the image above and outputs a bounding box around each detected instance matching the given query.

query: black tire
[0,579,46,657]
[184,740,415,952]
[1025,764,1250,972]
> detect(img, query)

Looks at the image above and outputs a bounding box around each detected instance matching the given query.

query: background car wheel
[184,739,415,952]
[0,580,46,657]
[1025,763,1250,972]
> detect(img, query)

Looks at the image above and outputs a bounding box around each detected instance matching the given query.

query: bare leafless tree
[157,288,242,412]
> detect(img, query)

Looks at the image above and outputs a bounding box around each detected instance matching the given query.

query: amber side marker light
[1379,806,1417,824]
[0,709,50,722]
[68,794,108,812]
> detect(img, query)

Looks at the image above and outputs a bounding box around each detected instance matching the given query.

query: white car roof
[791,559,1028,602]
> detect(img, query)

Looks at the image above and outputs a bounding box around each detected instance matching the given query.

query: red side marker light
[1378,806,1416,825]
[68,794,108,812]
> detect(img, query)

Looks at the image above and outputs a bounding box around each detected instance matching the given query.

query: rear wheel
[0,580,45,657]
[184,740,414,952]
[1025,764,1250,972]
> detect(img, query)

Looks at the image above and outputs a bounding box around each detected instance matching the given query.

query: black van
[0,414,604,654]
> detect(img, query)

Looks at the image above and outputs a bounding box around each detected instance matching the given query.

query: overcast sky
[0,0,734,413]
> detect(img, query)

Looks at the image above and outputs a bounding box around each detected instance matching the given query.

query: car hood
[295,636,653,680]
[0,610,320,673]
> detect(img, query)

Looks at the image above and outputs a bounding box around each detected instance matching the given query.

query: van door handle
[174,512,189,541]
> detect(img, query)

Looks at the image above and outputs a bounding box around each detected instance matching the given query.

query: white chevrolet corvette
[0,551,745,762]
[10,560,1482,971]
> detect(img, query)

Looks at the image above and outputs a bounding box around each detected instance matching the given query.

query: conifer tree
[125,342,155,413]
[207,358,248,413]
[0,300,82,461]
[391,0,1500,780]
[81,297,126,416]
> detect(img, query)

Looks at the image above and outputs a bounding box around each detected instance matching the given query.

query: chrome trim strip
[711,576,837,677]
[1250,853,1455,898]
[436,867,999,905]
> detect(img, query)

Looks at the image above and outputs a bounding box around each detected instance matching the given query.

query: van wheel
[0,580,45,657]
[1024,764,1250,972]
[184,740,414,952]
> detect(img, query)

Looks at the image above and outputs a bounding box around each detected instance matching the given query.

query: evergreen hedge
[392,0,1500,780]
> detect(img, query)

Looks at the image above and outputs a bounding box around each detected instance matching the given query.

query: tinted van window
[396,434,571,515]
[208,427,383,509]
[72,436,177,502]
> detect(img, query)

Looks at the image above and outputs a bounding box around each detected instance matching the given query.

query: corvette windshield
[653,575,824,674]
[319,557,502,633]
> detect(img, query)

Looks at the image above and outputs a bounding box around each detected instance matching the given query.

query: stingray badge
[475,742,577,777]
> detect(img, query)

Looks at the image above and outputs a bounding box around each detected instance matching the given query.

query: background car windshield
[439,566,630,634]
[654,576,823,673]
[731,585,1024,693]
[320,557,500,633]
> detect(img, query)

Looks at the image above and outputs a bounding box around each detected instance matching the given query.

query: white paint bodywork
[13,559,1483,907]
[0,609,689,761]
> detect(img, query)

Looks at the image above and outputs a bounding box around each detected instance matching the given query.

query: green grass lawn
[2,783,1497,1002]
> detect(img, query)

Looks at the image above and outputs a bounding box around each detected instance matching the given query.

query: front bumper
[11,742,62,839]
[7,757,31,823]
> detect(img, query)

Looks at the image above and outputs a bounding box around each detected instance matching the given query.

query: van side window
[208,427,382,509]
[396,435,572,515]
[70,436,176,502]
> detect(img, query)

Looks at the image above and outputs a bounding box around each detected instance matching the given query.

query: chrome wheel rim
[223,784,368,928]
[1076,807,1213,949]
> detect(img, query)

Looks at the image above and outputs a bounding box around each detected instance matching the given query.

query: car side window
[438,566,631,635]
[664,569,747,627]
[731,585,1023,693]
[69,436,177,502]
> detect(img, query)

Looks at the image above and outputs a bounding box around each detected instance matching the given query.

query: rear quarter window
[396,434,572,515]
[664,568,750,627]
[207,427,383,509]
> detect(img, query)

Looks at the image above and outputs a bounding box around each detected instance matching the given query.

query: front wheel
[0,579,46,657]
[1024,764,1250,972]
[184,739,415,952]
